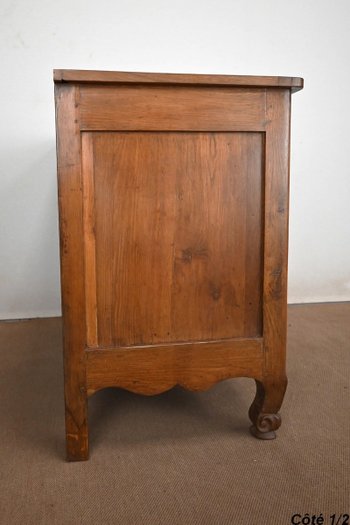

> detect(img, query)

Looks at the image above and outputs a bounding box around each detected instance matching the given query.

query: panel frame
[57,82,292,390]
[86,338,264,396]
[262,88,291,384]
[79,85,267,132]
[81,132,98,348]
[55,84,89,460]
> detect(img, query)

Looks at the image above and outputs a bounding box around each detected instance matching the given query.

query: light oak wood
[86,338,264,396]
[55,84,88,461]
[54,69,303,92]
[54,69,303,460]
[81,133,98,348]
[79,86,266,131]
[89,131,263,347]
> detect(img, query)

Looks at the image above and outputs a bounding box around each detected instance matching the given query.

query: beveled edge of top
[53,69,304,92]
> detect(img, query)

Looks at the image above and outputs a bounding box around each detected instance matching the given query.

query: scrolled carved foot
[249,413,281,440]
[248,377,287,440]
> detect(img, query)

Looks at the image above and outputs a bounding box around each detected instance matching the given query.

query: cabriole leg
[249,377,287,440]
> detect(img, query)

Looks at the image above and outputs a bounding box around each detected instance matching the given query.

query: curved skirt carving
[84,344,287,441]
[85,339,264,396]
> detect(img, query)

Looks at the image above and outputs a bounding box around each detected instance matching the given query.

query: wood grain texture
[85,338,264,396]
[244,89,292,440]
[81,133,98,348]
[79,85,266,131]
[54,70,303,459]
[88,131,264,347]
[249,377,288,439]
[55,84,89,461]
[263,89,291,379]
[53,69,304,92]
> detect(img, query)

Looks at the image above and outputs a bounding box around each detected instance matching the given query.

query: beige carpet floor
[0,303,349,525]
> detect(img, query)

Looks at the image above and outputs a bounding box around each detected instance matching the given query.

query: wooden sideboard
[54,70,303,461]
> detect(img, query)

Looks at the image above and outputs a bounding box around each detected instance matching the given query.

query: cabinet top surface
[53,69,303,92]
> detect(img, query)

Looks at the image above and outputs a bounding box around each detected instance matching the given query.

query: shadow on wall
[0,143,61,319]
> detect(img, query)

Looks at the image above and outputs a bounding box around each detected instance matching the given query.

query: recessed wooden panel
[79,85,266,131]
[84,131,264,347]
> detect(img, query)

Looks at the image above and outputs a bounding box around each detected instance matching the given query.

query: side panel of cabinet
[81,131,264,348]
[55,79,296,457]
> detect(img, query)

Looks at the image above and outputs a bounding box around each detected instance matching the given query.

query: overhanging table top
[53,69,304,92]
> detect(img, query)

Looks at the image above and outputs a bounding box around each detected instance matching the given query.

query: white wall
[1,0,349,319]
